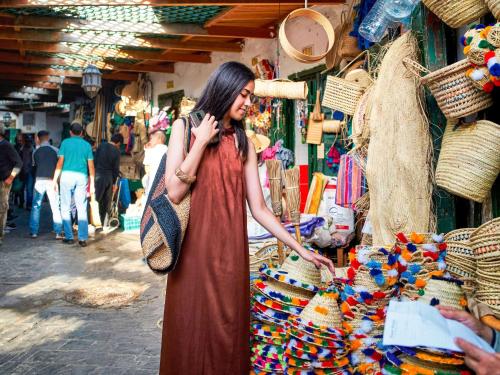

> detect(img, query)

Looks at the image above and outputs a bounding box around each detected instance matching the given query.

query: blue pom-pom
[363,348,375,356]
[360,291,372,300]
[379,247,389,255]
[475,24,485,29]
[386,352,403,367]
[388,254,397,266]
[333,111,344,120]
[370,268,382,277]
[430,298,440,306]
[374,274,385,286]
[489,64,500,77]
[367,260,381,269]
[460,36,466,46]
[407,243,417,252]
[408,275,417,284]
[401,271,411,279]
[409,264,421,274]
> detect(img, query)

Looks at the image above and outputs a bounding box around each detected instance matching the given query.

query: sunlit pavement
[0,204,165,374]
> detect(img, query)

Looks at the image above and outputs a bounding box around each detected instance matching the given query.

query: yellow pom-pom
[460,297,468,307]
[315,306,329,315]
[464,45,471,55]
[410,232,425,244]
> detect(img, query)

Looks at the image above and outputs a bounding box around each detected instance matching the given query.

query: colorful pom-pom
[430,297,440,306]
[415,279,426,288]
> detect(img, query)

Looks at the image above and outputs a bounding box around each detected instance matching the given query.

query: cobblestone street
[0,205,165,374]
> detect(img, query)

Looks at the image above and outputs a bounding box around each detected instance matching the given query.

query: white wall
[16,111,47,134]
[150,5,342,166]
[46,114,66,146]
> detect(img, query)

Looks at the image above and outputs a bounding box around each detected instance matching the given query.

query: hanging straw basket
[254,79,308,100]
[486,0,500,20]
[435,120,500,203]
[322,76,365,115]
[403,58,493,119]
[422,0,489,28]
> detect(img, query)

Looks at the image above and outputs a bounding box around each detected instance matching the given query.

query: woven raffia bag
[322,53,369,116]
[403,58,493,119]
[435,120,500,203]
[486,0,500,19]
[422,0,489,28]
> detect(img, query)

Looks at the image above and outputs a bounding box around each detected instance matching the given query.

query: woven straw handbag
[436,120,500,203]
[403,58,493,119]
[322,51,370,116]
[140,118,192,274]
[422,0,489,28]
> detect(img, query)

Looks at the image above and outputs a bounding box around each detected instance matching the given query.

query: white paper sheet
[383,301,494,353]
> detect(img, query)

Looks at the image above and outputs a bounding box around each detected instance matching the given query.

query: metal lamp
[3,112,12,127]
[81,64,102,99]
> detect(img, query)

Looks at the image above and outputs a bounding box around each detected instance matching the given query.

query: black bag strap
[182,116,191,157]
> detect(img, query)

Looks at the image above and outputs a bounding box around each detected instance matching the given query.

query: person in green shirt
[52,123,95,247]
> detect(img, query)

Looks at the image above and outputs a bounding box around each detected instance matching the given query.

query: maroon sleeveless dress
[159,127,250,375]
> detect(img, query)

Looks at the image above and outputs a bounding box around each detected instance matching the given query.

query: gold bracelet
[175,167,196,185]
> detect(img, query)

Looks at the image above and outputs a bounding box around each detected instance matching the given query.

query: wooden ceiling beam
[0,63,138,80]
[0,51,175,73]
[0,0,341,5]
[0,29,242,52]
[0,14,275,39]
[0,40,212,63]
[0,73,81,85]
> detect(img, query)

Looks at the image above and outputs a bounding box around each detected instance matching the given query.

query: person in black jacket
[0,127,22,246]
[94,134,123,225]
[29,130,63,239]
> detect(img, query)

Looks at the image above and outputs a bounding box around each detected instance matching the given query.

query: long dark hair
[193,61,255,160]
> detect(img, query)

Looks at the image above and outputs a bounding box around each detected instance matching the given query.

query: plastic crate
[119,214,141,232]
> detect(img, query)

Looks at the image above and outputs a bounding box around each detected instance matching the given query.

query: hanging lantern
[81,64,102,99]
[3,112,12,128]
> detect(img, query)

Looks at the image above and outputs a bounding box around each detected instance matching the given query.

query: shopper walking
[94,133,123,225]
[159,62,335,375]
[15,133,34,210]
[142,130,167,198]
[0,127,22,247]
[52,123,95,247]
[29,130,63,239]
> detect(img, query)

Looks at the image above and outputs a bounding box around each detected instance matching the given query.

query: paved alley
[0,205,166,374]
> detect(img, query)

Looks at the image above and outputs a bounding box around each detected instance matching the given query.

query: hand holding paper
[383,301,494,353]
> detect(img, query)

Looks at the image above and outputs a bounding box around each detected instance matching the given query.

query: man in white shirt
[142,130,167,198]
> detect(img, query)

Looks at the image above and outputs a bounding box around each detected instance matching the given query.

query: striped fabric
[334,154,366,208]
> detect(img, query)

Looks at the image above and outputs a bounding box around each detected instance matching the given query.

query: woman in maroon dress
[159,62,334,375]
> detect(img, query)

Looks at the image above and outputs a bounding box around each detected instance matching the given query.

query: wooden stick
[284,166,302,245]
[265,160,285,264]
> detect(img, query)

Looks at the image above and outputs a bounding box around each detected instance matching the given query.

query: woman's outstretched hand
[191,113,219,146]
[297,247,335,275]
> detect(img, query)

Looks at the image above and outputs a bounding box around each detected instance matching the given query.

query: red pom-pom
[485,50,496,64]
[396,233,408,243]
[351,258,361,270]
[394,245,402,254]
[347,267,356,280]
[483,81,495,92]
[438,243,447,251]
[373,291,386,299]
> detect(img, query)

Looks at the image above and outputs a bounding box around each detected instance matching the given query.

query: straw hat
[260,251,322,292]
[419,278,467,310]
[297,288,343,330]
[246,130,271,154]
[252,291,304,316]
[253,278,314,307]
[115,100,127,117]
